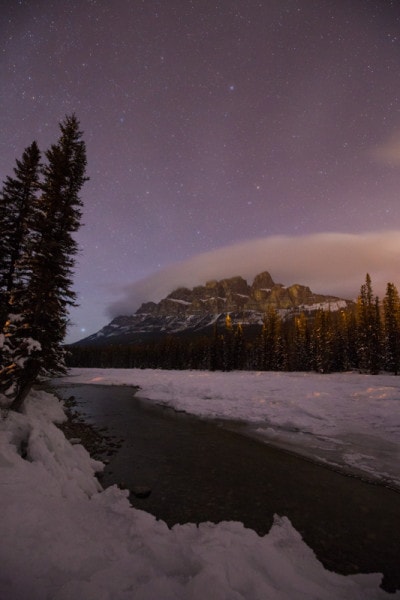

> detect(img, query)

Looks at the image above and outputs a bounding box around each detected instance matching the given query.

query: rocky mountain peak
[251,271,275,291]
[135,271,348,316]
[78,271,352,346]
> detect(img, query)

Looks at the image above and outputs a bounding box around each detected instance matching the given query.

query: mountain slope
[76,271,352,346]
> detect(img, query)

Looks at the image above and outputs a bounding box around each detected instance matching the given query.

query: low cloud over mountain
[108,231,400,317]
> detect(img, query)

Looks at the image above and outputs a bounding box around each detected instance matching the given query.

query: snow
[200,296,227,302]
[0,372,399,599]
[167,298,192,305]
[298,300,349,312]
[14,337,42,368]
[58,369,400,489]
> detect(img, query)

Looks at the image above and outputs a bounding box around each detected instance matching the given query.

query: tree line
[0,115,87,411]
[68,274,400,375]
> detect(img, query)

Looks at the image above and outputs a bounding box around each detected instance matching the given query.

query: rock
[252,271,275,291]
[131,485,152,499]
[77,270,353,346]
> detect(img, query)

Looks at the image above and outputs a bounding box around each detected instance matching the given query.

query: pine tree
[311,309,334,373]
[260,306,282,370]
[232,323,245,369]
[291,313,311,371]
[222,313,234,371]
[0,115,87,411]
[24,114,87,373]
[383,282,400,374]
[331,308,354,371]
[356,274,382,374]
[0,142,41,333]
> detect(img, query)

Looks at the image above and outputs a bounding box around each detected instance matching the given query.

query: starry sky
[2,0,400,342]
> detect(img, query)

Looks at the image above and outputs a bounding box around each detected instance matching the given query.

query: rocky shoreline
[58,394,123,461]
[57,393,151,498]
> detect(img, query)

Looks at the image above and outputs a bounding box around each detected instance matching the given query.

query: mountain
[76,271,353,347]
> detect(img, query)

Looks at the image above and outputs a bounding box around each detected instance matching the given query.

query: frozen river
[54,382,400,593]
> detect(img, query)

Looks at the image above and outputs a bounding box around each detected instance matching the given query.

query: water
[53,383,400,593]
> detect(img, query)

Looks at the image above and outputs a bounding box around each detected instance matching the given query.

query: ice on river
[58,368,400,489]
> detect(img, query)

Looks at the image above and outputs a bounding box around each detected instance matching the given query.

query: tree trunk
[9,359,40,413]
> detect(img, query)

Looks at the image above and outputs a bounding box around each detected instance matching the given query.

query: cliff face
[136,271,347,316]
[77,271,352,346]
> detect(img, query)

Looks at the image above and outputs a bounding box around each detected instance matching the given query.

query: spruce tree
[233,323,245,370]
[291,313,311,371]
[311,309,334,373]
[383,282,400,374]
[27,114,87,372]
[260,306,282,370]
[0,142,41,333]
[331,309,353,372]
[0,115,87,411]
[356,274,382,374]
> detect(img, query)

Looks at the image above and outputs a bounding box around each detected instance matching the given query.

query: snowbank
[57,368,400,489]
[0,387,396,599]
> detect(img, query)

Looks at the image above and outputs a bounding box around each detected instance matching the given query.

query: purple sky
[2,0,400,342]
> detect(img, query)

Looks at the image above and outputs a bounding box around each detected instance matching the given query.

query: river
[53,383,400,593]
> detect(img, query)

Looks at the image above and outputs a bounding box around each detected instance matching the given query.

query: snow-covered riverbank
[58,368,400,489]
[1,369,399,599]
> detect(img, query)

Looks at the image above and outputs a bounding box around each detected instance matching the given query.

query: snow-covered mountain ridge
[77,271,352,346]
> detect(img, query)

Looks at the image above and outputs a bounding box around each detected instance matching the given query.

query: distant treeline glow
[68,275,400,375]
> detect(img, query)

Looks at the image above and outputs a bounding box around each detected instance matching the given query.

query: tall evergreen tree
[222,313,234,371]
[311,309,334,373]
[356,274,382,374]
[260,306,282,370]
[232,323,245,370]
[330,309,354,371]
[0,115,87,410]
[290,313,311,371]
[383,282,400,374]
[0,142,41,333]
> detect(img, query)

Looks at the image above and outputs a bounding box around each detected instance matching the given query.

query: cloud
[371,133,400,166]
[107,231,400,316]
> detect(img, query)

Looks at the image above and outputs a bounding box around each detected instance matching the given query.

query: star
[1,0,400,343]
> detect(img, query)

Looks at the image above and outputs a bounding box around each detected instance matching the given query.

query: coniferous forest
[68,274,400,375]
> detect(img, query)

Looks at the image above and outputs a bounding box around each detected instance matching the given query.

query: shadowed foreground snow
[0,372,399,599]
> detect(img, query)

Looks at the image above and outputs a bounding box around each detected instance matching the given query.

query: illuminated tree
[259,306,282,370]
[291,312,311,371]
[383,282,400,374]
[356,274,382,374]
[311,309,334,373]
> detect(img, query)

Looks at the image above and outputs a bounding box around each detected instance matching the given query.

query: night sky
[2,0,400,342]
